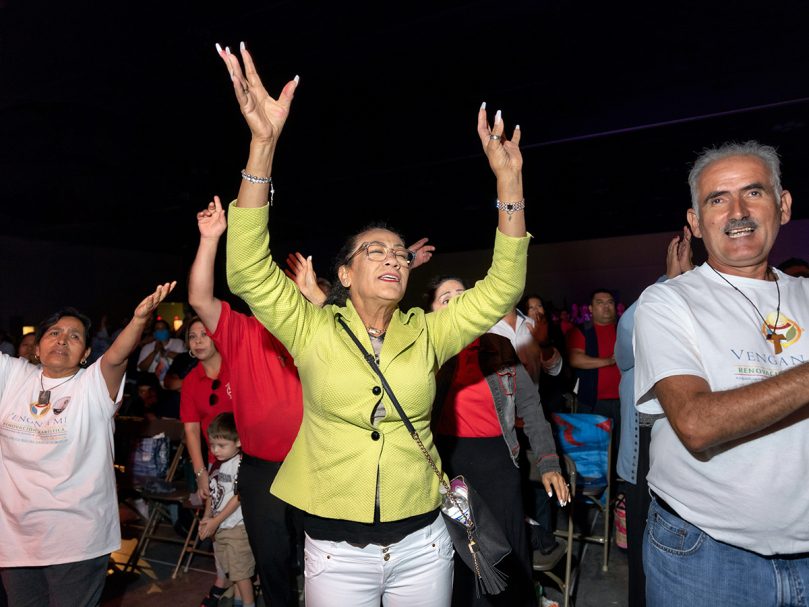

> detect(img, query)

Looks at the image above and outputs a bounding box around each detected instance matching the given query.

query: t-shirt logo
[761,311,802,350]
[30,401,50,418]
[52,396,71,415]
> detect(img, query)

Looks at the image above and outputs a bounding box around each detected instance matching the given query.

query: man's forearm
[658,362,809,452]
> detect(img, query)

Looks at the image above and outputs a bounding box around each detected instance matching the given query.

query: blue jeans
[644,498,809,606]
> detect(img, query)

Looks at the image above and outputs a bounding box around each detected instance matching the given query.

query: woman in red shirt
[427,276,569,607]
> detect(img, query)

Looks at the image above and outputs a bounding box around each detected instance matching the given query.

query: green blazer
[226,202,530,522]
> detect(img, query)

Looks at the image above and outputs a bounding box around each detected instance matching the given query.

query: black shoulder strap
[336,316,416,435]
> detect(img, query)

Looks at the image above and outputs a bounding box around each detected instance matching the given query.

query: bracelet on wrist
[195,467,206,478]
[495,198,525,219]
[241,169,276,206]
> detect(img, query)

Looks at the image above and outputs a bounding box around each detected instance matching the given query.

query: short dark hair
[589,288,615,305]
[36,307,92,346]
[422,275,468,311]
[327,221,407,307]
[207,412,239,442]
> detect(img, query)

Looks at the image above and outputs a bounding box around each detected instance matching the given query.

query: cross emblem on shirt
[767,332,786,354]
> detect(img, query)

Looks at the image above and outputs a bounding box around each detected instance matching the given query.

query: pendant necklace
[708,264,785,354]
[38,371,79,406]
[367,326,385,338]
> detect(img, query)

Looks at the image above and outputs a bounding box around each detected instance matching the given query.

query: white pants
[304,513,454,607]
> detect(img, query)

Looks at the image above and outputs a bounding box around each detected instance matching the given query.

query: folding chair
[551,412,613,572]
[533,454,577,607]
[117,417,190,574]
[171,495,215,579]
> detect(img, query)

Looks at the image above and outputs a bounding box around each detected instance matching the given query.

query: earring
[188,350,197,359]
[80,359,87,366]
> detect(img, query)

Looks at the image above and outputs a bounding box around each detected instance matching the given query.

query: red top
[180,360,234,463]
[567,323,620,400]
[437,340,502,438]
[211,301,303,461]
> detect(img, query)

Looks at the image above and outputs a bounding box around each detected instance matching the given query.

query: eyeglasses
[209,379,221,406]
[347,241,415,266]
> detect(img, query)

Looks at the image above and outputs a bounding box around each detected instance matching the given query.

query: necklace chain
[38,371,79,406]
[707,264,782,340]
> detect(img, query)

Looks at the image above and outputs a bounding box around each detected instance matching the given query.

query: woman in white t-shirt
[0,282,175,607]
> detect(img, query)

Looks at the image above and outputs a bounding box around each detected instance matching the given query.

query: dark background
[2,0,808,316]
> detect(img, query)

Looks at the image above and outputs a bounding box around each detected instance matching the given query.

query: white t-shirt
[634,264,809,555]
[137,338,186,384]
[0,354,124,566]
[208,453,243,530]
[489,310,563,386]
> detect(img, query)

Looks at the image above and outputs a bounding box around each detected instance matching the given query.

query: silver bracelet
[496,198,525,217]
[240,169,275,206]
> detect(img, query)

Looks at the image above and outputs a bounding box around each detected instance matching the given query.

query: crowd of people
[0,42,807,607]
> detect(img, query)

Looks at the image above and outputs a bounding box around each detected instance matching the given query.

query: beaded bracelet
[240,169,275,205]
[496,198,525,219]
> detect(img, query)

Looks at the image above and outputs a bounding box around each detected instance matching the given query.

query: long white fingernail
[515,124,521,130]
[225,46,232,55]
[294,74,300,85]
[307,255,312,261]
[240,41,246,52]
[547,491,553,497]
[215,42,223,54]
[480,101,487,110]
[495,110,502,123]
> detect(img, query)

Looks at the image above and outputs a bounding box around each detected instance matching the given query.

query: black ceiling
[2,0,809,269]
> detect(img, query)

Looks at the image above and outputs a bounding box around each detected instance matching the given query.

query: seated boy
[199,413,255,607]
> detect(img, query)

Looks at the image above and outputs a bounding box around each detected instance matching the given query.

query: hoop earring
[188,350,197,359]
[80,359,87,366]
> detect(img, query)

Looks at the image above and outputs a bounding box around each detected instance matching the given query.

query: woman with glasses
[426,277,569,607]
[218,43,529,606]
[0,283,174,607]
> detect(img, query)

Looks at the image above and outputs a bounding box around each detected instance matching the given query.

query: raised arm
[424,108,530,365]
[101,282,176,399]
[216,42,298,209]
[189,196,227,332]
[477,104,526,238]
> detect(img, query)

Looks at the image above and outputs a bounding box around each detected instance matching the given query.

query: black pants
[239,454,300,607]
[437,435,537,607]
[1,554,108,607]
[624,424,652,607]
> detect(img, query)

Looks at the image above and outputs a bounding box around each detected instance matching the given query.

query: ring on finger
[489,134,501,141]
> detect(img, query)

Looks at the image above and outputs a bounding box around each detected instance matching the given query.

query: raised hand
[529,313,550,346]
[284,252,327,306]
[477,103,523,179]
[407,237,435,270]
[216,42,298,146]
[133,282,177,321]
[197,195,227,240]
[666,226,695,279]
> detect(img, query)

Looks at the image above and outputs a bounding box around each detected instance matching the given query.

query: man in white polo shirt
[634,141,809,605]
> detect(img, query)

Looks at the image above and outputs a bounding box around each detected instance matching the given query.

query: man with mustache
[634,142,809,605]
